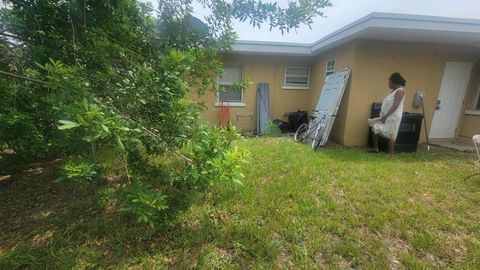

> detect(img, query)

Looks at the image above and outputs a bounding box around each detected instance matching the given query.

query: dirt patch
[385,237,411,270]
[31,231,54,247]
[336,257,353,269]
[0,159,98,251]
[270,232,294,268]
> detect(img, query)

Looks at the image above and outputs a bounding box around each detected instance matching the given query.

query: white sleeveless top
[369,88,405,140]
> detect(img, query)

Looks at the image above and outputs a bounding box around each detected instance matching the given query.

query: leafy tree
[0,0,330,226]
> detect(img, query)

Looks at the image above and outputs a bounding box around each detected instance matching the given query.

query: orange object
[219,102,230,127]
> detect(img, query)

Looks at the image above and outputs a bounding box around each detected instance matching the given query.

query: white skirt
[368,117,401,140]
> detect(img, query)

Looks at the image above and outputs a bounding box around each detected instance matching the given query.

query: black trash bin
[288,111,308,132]
[368,103,423,152]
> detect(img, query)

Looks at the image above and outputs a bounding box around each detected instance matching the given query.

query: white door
[429,62,473,139]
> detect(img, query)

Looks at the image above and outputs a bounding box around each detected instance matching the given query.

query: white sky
[147,0,480,43]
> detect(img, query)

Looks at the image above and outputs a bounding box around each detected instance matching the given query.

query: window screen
[284,67,310,87]
[218,67,243,103]
[326,60,336,76]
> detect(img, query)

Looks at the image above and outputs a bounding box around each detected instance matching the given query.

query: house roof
[232,12,480,56]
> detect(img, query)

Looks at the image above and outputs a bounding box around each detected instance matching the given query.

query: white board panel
[309,68,351,147]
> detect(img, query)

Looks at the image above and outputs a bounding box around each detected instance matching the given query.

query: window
[217,67,244,106]
[284,67,310,89]
[326,60,336,77]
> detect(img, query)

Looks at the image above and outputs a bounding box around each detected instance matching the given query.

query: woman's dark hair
[389,72,406,86]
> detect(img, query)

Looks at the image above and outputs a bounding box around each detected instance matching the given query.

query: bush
[96,187,118,209]
[56,159,98,185]
[0,0,330,228]
[178,124,248,189]
[122,184,169,228]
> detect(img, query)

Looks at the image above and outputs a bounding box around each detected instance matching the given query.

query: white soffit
[231,13,480,56]
[232,40,311,56]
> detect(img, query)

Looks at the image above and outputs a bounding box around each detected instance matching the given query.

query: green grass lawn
[1,138,480,269]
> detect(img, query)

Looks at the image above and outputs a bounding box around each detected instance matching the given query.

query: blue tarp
[256,83,269,135]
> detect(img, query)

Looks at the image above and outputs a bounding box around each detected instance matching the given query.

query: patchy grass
[1,138,480,269]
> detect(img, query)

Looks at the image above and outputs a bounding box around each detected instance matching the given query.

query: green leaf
[116,134,125,151]
[118,126,131,131]
[83,97,89,110]
[101,124,110,134]
[58,120,80,130]
[76,115,86,124]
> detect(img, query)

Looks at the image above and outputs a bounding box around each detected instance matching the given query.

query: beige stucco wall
[187,55,313,132]
[460,115,480,138]
[343,40,480,146]
[308,42,358,144]
[189,40,479,144]
[459,67,480,138]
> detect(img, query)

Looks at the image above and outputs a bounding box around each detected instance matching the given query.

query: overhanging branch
[0,70,48,84]
[0,69,193,163]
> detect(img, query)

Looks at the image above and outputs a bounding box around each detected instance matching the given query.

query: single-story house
[189,12,480,146]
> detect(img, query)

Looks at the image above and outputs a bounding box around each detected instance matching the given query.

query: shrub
[0,0,327,228]
[122,184,169,228]
[96,187,118,209]
[178,125,248,189]
[56,159,98,185]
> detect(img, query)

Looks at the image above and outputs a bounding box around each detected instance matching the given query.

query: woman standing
[368,73,406,154]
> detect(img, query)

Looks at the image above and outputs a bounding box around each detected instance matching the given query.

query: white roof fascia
[310,12,480,54]
[232,40,311,56]
[231,13,480,56]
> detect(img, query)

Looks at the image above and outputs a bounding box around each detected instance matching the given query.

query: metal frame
[474,135,480,161]
[236,112,254,135]
[294,110,328,149]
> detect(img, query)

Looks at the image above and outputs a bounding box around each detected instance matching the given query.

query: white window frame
[283,67,310,90]
[216,66,245,107]
[326,60,336,77]
[465,84,480,115]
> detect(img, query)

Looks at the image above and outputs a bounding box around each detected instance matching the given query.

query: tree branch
[1,42,21,58]
[0,69,193,163]
[0,70,48,84]
[86,28,141,53]
[110,106,193,163]
[0,31,18,39]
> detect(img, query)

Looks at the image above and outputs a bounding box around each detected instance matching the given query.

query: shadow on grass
[283,138,477,164]
[250,136,473,160]
[0,160,189,268]
[0,159,260,269]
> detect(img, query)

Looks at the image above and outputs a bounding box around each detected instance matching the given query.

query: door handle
[435,100,441,110]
